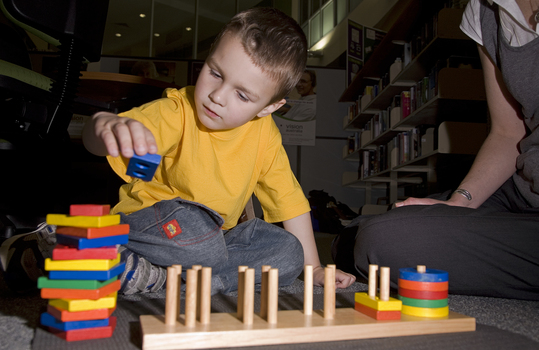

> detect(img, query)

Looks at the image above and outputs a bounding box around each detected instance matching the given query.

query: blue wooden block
[48,262,126,281]
[126,153,161,181]
[40,312,109,331]
[399,267,448,282]
[56,234,128,249]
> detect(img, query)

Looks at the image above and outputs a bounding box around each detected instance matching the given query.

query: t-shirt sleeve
[460,0,483,46]
[254,122,311,223]
[106,89,184,182]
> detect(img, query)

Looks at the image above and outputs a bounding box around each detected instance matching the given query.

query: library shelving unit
[339,1,487,204]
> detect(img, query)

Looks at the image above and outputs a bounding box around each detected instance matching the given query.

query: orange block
[41,280,121,300]
[398,279,448,292]
[355,302,401,320]
[70,204,111,216]
[48,316,117,341]
[56,224,130,239]
[47,305,116,322]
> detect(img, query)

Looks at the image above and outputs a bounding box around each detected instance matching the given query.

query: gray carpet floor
[1,232,539,349]
[2,277,539,350]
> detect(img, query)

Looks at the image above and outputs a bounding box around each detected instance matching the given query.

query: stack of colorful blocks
[354,265,402,320]
[398,266,449,318]
[37,204,129,341]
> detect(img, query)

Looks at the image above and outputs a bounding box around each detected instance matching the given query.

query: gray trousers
[332,178,539,301]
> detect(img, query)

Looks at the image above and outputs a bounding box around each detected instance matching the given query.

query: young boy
[81,8,355,294]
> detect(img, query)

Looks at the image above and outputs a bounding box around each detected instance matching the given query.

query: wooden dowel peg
[368,264,378,298]
[172,265,182,321]
[303,265,313,316]
[243,268,255,325]
[192,265,202,320]
[237,266,248,319]
[380,267,390,301]
[165,266,179,326]
[185,269,198,327]
[199,267,212,324]
[260,265,271,319]
[417,265,426,273]
[324,265,336,320]
[267,268,279,324]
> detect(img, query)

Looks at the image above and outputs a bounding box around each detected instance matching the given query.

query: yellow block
[49,292,117,312]
[402,305,449,318]
[354,292,402,311]
[46,214,120,228]
[44,254,121,271]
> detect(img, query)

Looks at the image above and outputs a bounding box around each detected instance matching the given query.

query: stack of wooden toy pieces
[37,204,129,341]
[354,264,449,320]
[354,264,403,320]
[398,265,449,317]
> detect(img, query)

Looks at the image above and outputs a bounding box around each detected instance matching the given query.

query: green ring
[399,295,448,308]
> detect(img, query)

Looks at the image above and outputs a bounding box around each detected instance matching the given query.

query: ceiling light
[154,33,160,37]
[139,13,146,18]
[115,33,122,37]
[185,27,192,31]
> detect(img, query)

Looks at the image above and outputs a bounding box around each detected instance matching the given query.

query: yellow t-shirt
[107,86,310,230]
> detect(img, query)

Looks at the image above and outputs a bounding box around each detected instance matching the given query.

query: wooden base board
[140,308,475,350]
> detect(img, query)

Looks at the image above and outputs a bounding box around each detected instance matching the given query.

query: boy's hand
[312,266,356,289]
[91,112,158,158]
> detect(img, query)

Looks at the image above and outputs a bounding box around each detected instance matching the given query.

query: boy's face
[194,33,286,131]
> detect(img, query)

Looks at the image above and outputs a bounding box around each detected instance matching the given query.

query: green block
[37,276,117,290]
[398,295,448,308]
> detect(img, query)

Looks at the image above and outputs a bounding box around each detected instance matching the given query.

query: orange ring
[398,279,448,291]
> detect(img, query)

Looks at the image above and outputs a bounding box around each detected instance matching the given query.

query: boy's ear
[256,98,287,118]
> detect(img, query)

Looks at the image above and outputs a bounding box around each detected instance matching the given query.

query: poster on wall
[348,20,363,61]
[346,20,386,87]
[272,69,317,146]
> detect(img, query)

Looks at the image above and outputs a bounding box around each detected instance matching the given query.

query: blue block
[41,312,109,331]
[126,153,161,181]
[49,262,126,281]
[56,234,128,249]
[399,267,448,282]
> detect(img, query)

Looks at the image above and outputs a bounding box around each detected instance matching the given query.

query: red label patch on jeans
[162,219,182,239]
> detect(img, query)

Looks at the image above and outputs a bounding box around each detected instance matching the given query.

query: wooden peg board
[140,308,475,350]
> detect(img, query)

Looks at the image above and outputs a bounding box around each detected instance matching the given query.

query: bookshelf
[340,2,487,204]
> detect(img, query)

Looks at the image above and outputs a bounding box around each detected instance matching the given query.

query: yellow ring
[401,305,449,318]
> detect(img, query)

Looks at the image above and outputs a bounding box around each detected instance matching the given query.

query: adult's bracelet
[454,188,472,201]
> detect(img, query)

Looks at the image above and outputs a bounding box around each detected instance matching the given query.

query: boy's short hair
[209,7,307,103]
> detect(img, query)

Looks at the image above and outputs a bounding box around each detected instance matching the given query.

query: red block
[70,204,111,216]
[355,302,401,320]
[52,245,118,260]
[48,316,117,341]
[41,280,121,300]
[56,224,130,239]
[47,305,116,322]
[398,278,448,292]
[398,287,448,300]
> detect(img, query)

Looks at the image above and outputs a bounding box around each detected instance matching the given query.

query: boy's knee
[275,231,304,284]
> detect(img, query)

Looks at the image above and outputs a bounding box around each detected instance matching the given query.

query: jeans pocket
[121,198,227,267]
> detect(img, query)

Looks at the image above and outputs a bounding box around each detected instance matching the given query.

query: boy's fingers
[100,129,120,157]
[125,120,149,156]
[111,122,135,158]
[144,128,158,154]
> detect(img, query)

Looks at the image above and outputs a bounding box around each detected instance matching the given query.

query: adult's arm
[396,45,526,208]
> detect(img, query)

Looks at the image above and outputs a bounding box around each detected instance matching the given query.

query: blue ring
[399,267,448,282]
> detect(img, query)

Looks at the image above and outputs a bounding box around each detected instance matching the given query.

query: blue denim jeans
[120,198,304,294]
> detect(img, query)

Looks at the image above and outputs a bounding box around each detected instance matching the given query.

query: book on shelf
[401,91,411,119]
